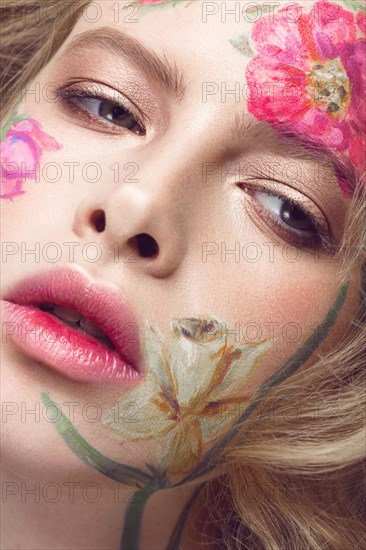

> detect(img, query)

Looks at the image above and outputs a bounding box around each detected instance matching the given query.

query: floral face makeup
[102,317,272,475]
[1,0,364,548]
[0,111,61,199]
[242,0,366,195]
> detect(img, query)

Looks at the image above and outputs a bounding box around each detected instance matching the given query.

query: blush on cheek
[0,116,62,200]
[224,278,342,391]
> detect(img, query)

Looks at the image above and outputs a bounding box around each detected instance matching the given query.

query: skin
[1,1,364,548]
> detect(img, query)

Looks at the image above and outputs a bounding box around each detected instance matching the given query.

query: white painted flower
[103,317,272,474]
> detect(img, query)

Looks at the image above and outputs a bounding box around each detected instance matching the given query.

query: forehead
[60,0,349,110]
[63,0,360,107]
[51,0,362,208]
[68,0,336,49]
[64,1,257,85]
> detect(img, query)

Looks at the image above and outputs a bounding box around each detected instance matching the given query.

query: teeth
[79,319,115,350]
[38,303,115,350]
[52,305,82,323]
[79,318,103,338]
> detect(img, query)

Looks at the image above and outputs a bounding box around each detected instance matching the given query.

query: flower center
[307,58,351,115]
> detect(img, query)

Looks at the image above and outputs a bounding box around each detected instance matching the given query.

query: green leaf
[135,0,192,17]
[230,34,255,57]
[0,110,29,142]
[341,0,366,11]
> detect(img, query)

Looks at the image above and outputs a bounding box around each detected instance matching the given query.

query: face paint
[102,316,272,474]
[230,34,254,57]
[135,0,192,10]
[240,0,365,195]
[341,0,366,11]
[0,111,61,200]
[41,283,348,548]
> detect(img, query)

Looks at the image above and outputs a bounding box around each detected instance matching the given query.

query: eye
[76,97,145,134]
[240,184,335,252]
[55,84,146,136]
[256,191,315,232]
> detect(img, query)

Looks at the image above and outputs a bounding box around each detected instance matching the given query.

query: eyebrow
[62,28,355,195]
[63,27,187,101]
[233,115,357,195]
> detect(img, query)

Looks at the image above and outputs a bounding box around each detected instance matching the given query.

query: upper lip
[2,267,141,372]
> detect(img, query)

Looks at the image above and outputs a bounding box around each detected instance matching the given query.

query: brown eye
[280,201,314,231]
[255,190,316,233]
[56,85,147,136]
[79,97,145,135]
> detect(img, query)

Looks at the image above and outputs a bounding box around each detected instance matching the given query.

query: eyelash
[54,83,146,136]
[239,183,336,253]
[52,83,335,254]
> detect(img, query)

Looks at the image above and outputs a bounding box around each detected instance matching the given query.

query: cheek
[216,259,355,394]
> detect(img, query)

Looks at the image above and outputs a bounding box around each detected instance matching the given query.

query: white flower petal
[102,381,174,439]
[169,328,229,407]
[142,321,173,392]
[209,339,273,400]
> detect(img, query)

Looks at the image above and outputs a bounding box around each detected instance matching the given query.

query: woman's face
[1,0,363,482]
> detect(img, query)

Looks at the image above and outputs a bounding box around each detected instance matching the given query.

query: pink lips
[1,268,142,385]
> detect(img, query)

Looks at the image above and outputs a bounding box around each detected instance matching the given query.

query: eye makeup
[48,28,347,255]
[54,81,147,136]
[239,181,337,254]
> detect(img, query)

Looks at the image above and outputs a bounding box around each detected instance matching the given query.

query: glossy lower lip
[1,268,142,385]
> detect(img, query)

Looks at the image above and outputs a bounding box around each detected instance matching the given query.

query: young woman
[1,0,365,548]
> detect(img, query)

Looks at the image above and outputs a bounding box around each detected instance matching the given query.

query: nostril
[132,233,159,258]
[90,210,106,232]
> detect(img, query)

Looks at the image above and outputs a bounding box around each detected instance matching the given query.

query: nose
[73,157,191,278]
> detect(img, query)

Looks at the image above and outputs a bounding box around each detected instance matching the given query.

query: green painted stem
[120,486,156,550]
[41,392,152,487]
[0,112,29,141]
[166,484,203,550]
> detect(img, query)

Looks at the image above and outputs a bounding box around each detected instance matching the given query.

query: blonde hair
[1,1,365,548]
[209,164,366,547]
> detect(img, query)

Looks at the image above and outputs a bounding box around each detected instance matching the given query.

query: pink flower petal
[2,135,41,169]
[9,119,61,151]
[309,1,356,48]
[293,108,348,149]
[251,3,310,69]
[0,173,24,199]
[246,56,309,122]
[340,41,366,132]
[246,0,366,180]
[1,117,61,200]
[357,12,366,34]
[348,134,366,173]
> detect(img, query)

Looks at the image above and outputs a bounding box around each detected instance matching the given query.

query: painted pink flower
[0,118,61,199]
[246,1,366,185]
